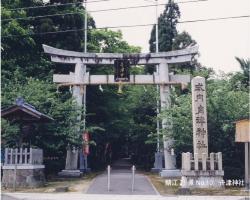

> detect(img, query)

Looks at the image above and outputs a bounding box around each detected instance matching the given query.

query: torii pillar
[159,61,181,178]
[72,62,90,172]
[73,62,85,106]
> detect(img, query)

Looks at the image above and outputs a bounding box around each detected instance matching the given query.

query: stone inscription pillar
[191,76,208,159]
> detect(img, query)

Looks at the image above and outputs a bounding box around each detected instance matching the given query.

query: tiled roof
[1,97,54,123]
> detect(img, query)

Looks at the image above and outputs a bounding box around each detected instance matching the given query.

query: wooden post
[194,153,199,170]
[245,142,250,187]
[5,148,8,165]
[14,163,17,191]
[132,165,135,192]
[181,153,185,170]
[29,148,33,164]
[107,165,111,191]
[202,153,207,171]
[217,152,223,171]
[20,148,23,164]
[210,153,215,171]
[10,149,13,164]
[24,148,28,164]
[186,152,191,171]
[15,148,18,164]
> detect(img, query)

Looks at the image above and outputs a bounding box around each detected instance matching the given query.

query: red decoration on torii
[82,131,90,156]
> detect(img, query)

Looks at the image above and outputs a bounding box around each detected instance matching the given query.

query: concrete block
[58,170,83,178]
[160,169,181,178]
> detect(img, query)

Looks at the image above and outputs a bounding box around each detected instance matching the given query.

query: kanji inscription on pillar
[192,76,208,159]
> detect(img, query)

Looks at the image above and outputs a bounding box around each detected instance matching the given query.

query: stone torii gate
[43,44,198,177]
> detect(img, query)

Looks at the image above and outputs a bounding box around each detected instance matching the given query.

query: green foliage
[125,85,157,169]
[172,31,196,50]
[1,0,96,81]
[2,77,82,148]
[234,57,250,87]
[1,119,19,147]
[87,84,157,170]
[89,29,141,53]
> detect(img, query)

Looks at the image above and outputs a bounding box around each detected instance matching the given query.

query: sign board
[235,119,250,142]
[114,59,130,82]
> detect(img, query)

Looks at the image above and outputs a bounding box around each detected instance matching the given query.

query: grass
[1,172,100,193]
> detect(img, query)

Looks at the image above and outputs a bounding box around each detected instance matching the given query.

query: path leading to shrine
[86,158,159,195]
[3,158,248,200]
[2,193,247,200]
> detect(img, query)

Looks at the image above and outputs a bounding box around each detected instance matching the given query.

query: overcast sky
[87,0,250,73]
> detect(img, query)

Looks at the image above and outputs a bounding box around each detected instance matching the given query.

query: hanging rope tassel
[118,82,123,94]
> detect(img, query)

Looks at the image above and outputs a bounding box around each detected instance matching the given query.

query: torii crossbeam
[43,44,197,86]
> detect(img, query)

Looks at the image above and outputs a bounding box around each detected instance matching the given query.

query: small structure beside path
[1,97,53,188]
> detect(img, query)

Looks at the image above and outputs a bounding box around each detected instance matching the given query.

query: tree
[172,31,196,50]
[125,85,157,169]
[89,29,141,53]
[235,57,250,87]
[1,0,96,81]
[149,0,180,52]
[1,1,38,81]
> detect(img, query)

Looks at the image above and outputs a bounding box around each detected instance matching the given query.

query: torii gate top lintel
[43,44,198,86]
[42,44,198,65]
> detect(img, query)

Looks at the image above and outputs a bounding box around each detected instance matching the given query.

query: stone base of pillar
[58,170,83,177]
[176,187,192,195]
[151,168,162,173]
[79,152,91,173]
[160,169,181,178]
[80,168,91,173]
[181,152,224,189]
[242,185,250,191]
[151,152,163,173]
[2,165,45,188]
[181,170,224,189]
